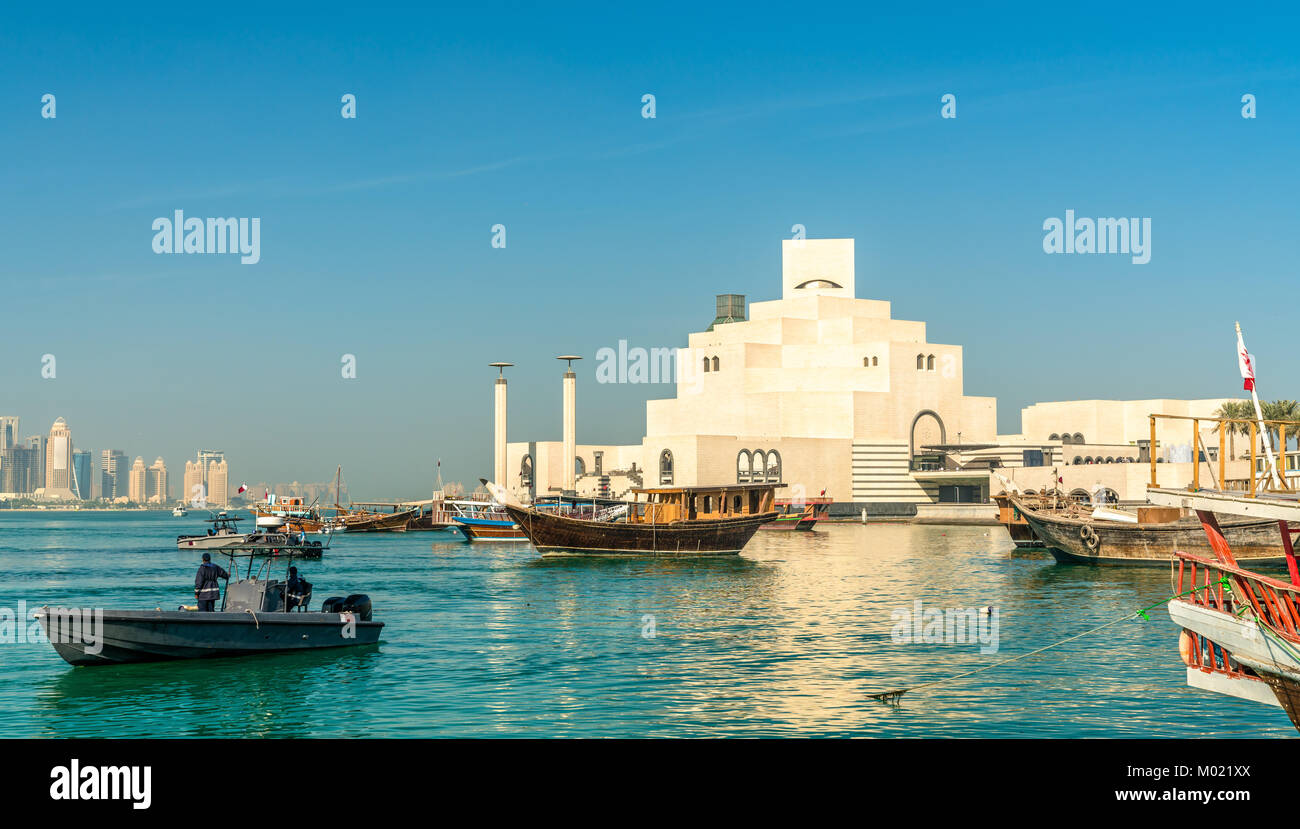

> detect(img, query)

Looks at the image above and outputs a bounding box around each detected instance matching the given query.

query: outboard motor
[320,596,347,614]
[341,594,372,622]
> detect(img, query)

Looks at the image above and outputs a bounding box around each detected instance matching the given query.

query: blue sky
[1,4,1297,497]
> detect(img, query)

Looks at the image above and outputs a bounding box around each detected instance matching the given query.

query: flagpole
[1237,321,1282,489]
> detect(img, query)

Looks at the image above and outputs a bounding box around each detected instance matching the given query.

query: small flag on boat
[237,483,247,494]
[1237,327,1256,391]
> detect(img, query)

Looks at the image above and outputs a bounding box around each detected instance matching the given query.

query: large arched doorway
[910,409,946,454]
[659,450,674,485]
[910,410,946,471]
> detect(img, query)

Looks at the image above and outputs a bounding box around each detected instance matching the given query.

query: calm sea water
[0,511,1291,738]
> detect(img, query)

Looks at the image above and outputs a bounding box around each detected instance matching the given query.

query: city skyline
[0,412,364,504]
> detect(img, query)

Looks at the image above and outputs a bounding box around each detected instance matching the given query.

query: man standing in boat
[194,552,229,612]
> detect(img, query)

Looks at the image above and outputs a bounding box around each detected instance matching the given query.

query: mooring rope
[868,577,1229,702]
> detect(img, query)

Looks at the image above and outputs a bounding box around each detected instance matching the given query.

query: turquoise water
[0,511,1291,738]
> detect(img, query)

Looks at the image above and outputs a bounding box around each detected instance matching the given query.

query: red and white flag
[1237,328,1256,391]
[237,483,247,494]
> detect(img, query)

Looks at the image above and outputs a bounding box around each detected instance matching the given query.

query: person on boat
[286,566,309,611]
[194,552,229,612]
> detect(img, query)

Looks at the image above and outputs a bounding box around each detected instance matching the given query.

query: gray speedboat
[34,542,382,666]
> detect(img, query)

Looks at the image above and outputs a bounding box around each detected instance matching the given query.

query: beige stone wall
[995,458,1253,500]
[780,239,855,299]
[1020,398,1236,446]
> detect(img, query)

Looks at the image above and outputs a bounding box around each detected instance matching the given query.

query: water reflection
[34,646,383,737]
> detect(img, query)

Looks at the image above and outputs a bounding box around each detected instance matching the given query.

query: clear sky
[2,4,1297,498]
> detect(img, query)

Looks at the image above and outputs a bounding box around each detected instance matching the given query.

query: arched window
[1073,456,1083,465]
[736,450,751,483]
[1084,456,1094,464]
[927,354,935,371]
[1049,433,1060,441]
[765,450,781,482]
[753,451,766,481]
[872,356,878,366]
[1060,430,1073,445]
[863,357,870,367]
[711,356,719,372]
[520,455,533,489]
[916,354,925,370]
[575,456,586,476]
[1072,432,1084,443]
[1105,456,1114,464]
[659,450,673,485]
[703,356,710,373]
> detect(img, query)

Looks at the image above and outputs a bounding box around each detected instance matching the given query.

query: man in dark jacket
[285,566,309,611]
[194,552,229,611]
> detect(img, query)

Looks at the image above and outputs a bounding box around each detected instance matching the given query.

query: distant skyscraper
[1,444,40,494]
[195,450,224,491]
[27,435,45,491]
[207,459,229,507]
[183,460,204,506]
[0,417,17,494]
[43,418,77,499]
[0,417,18,452]
[128,457,147,503]
[101,449,129,500]
[146,457,168,504]
[73,450,93,499]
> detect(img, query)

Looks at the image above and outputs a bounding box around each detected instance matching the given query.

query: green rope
[869,578,1230,703]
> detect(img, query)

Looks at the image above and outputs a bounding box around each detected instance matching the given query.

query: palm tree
[1213,399,1253,460]
[1262,399,1300,454]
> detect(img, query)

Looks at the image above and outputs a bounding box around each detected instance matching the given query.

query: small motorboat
[759,497,831,531]
[34,540,380,666]
[176,512,252,550]
[449,499,528,541]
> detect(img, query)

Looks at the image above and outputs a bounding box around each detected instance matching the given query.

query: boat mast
[334,465,342,513]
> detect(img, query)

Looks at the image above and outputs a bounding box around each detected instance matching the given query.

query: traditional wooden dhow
[992,492,1043,548]
[338,502,420,533]
[1012,495,1288,566]
[495,481,781,556]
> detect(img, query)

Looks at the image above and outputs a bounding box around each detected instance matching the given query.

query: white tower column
[490,362,512,488]
[558,356,582,495]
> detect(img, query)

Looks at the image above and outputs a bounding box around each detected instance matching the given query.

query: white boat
[172,504,188,517]
[176,512,252,550]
